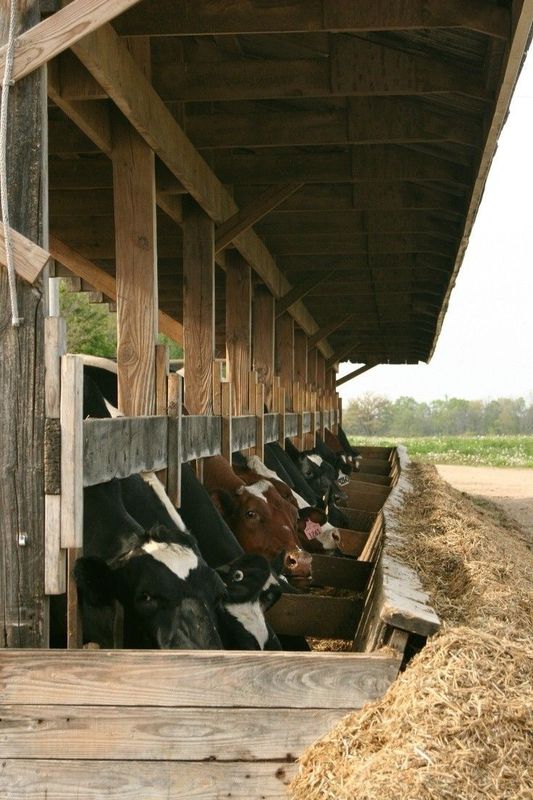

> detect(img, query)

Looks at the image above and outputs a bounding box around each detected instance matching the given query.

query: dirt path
[435,464,533,536]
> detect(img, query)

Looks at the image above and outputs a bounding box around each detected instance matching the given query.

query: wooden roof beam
[0,0,143,82]
[326,336,362,369]
[336,363,379,387]
[307,315,356,349]
[49,235,184,344]
[115,0,509,39]
[186,99,481,150]
[275,272,335,318]
[152,38,489,103]
[235,183,467,216]
[48,63,184,226]
[213,147,471,187]
[67,19,333,356]
[215,183,303,254]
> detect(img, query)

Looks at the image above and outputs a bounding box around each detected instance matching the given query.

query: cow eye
[245,509,258,519]
[138,592,157,605]
[233,570,244,582]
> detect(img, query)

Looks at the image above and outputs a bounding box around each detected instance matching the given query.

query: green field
[349,435,533,468]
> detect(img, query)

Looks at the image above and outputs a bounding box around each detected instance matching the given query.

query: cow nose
[284,549,312,578]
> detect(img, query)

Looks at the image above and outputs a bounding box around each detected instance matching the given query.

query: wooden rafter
[151,38,489,103]
[326,337,362,369]
[48,236,184,345]
[66,21,333,357]
[0,0,143,82]
[307,316,356,350]
[213,147,471,187]
[185,99,481,150]
[336,364,379,387]
[275,272,335,317]
[215,183,304,254]
[115,0,509,38]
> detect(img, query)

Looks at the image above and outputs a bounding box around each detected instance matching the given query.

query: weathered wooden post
[0,1,48,647]
[252,285,275,410]
[226,251,251,416]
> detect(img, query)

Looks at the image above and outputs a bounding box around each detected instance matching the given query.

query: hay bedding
[290,464,533,800]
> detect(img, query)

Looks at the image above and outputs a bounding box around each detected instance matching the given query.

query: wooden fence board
[0,705,346,761]
[264,412,279,443]
[284,412,298,438]
[83,417,168,486]
[0,759,295,800]
[310,554,372,591]
[266,594,363,639]
[231,415,257,452]
[181,415,221,461]
[0,650,401,709]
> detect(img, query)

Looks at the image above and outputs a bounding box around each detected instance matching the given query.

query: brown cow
[203,455,312,578]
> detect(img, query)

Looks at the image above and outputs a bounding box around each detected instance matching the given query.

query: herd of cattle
[69,365,363,652]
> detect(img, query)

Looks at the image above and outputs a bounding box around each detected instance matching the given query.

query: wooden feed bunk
[0,1,531,797]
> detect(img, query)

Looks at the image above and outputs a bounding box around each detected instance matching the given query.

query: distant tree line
[342,393,533,436]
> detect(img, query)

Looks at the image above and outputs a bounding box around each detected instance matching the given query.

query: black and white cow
[215,553,286,650]
[75,367,227,649]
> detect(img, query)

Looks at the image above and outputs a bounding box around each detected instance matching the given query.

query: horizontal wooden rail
[83,417,168,486]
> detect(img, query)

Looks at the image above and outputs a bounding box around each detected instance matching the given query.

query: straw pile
[290,463,533,800]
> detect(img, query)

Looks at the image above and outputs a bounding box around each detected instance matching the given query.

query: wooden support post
[275,313,294,407]
[66,547,83,650]
[183,198,215,414]
[294,329,308,386]
[44,301,67,596]
[0,0,48,648]
[307,389,318,450]
[292,381,304,450]
[226,251,251,415]
[167,373,183,507]
[278,386,287,447]
[155,345,169,416]
[221,381,233,462]
[317,353,326,390]
[308,347,318,387]
[254,379,265,461]
[112,111,157,416]
[252,286,275,410]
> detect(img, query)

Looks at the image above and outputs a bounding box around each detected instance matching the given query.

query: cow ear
[210,489,236,519]
[73,557,117,607]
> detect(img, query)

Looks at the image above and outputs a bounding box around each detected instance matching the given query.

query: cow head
[210,479,312,578]
[216,551,299,611]
[74,528,226,649]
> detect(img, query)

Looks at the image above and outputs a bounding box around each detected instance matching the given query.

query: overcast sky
[338,50,533,405]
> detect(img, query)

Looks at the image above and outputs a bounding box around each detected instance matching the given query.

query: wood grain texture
[252,286,275,409]
[83,417,168,486]
[116,0,509,38]
[183,199,215,414]
[60,355,83,549]
[275,313,294,403]
[225,252,251,415]
[0,0,47,648]
[266,594,363,639]
[180,416,221,462]
[231,416,257,453]
[112,111,157,416]
[310,554,372,592]
[0,0,144,82]
[0,221,50,283]
[0,759,295,799]
[0,649,401,708]
[0,705,345,760]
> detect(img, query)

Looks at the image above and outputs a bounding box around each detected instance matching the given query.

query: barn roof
[47,0,532,367]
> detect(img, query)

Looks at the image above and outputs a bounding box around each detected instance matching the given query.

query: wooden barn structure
[0,1,532,797]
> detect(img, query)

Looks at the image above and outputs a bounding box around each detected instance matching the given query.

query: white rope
[0,0,22,326]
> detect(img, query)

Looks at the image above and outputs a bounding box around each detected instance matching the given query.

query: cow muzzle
[283,548,312,578]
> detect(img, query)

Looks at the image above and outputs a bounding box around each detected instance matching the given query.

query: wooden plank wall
[0,647,402,799]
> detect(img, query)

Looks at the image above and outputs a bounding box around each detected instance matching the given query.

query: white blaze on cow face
[140,471,187,532]
[316,522,341,551]
[246,456,280,482]
[142,540,199,580]
[237,480,272,503]
[307,454,323,467]
[224,600,269,649]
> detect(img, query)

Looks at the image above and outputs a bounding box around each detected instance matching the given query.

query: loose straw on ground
[290,463,533,800]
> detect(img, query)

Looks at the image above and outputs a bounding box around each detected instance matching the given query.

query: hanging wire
[0,0,23,326]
